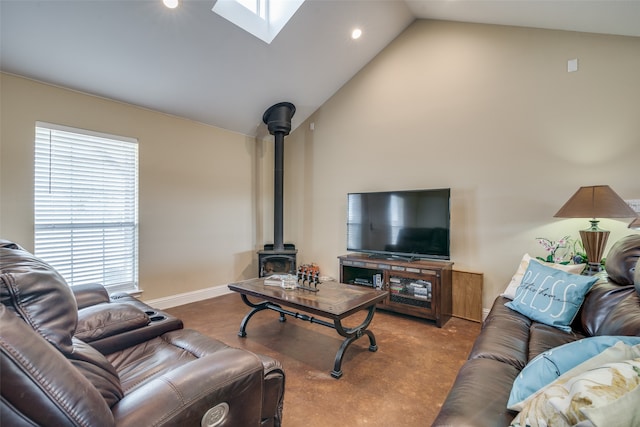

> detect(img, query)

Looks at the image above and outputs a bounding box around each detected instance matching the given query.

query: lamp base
[579,221,609,273]
[584,262,604,275]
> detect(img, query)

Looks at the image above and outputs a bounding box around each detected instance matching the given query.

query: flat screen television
[347,188,450,260]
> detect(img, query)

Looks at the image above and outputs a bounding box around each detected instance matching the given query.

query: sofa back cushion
[605,234,640,285]
[635,258,640,294]
[580,237,640,337]
[581,279,640,336]
[69,338,124,407]
[0,240,125,409]
[0,240,78,354]
[0,304,116,426]
[595,293,640,336]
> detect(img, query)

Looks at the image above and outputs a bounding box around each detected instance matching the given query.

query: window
[34,122,139,293]
[236,0,267,19]
[212,0,305,44]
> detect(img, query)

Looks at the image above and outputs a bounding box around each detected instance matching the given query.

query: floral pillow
[502,253,586,300]
[507,338,640,408]
[510,358,640,427]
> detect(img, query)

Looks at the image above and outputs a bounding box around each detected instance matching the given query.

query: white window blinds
[34,122,139,293]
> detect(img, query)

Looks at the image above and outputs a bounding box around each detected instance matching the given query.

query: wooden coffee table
[228,278,388,378]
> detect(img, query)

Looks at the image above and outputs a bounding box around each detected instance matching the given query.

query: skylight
[212,0,305,44]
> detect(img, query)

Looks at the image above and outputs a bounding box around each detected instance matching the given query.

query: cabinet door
[384,269,439,319]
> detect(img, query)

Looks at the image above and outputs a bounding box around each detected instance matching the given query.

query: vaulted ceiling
[2,0,639,136]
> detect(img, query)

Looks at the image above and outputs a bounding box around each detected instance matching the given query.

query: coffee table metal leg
[238,294,283,337]
[236,292,381,379]
[331,305,378,379]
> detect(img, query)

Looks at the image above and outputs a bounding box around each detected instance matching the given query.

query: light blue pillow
[505,260,598,332]
[507,336,640,408]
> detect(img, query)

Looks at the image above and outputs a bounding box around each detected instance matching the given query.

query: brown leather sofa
[432,234,640,427]
[0,240,285,426]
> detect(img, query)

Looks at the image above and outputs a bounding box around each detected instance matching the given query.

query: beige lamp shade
[554,185,636,273]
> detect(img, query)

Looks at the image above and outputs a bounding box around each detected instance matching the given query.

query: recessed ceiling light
[351,28,362,40]
[163,0,179,9]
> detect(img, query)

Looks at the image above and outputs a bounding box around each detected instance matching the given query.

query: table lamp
[554,185,637,273]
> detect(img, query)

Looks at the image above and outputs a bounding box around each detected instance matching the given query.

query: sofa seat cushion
[106,329,231,394]
[469,297,531,370]
[432,358,520,427]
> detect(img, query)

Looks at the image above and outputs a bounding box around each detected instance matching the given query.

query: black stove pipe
[262,102,296,252]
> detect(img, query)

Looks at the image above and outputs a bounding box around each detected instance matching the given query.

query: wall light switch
[568,58,578,72]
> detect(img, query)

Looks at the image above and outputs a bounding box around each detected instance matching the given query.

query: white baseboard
[482,308,490,321]
[143,284,233,310]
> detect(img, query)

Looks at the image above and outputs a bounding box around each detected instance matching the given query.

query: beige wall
[2,20,639,309]
[0,73,267,300]
[285,20,640,310]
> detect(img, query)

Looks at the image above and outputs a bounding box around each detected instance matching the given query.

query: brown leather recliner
[0,240,285,426]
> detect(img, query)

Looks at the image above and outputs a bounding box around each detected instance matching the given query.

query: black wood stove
[258,102,297,277]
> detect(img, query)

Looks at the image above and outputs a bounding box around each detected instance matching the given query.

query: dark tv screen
[347,189,450,260]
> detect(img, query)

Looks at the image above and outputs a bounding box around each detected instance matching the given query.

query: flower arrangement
[535,235,572,264]
[536,236,592,264]
[535,236,592,265]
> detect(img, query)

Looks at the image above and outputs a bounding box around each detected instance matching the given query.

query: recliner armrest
[78,295,184,354]
[76,303,150,343]
[72,283,110,309]
[73,290,183,354]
